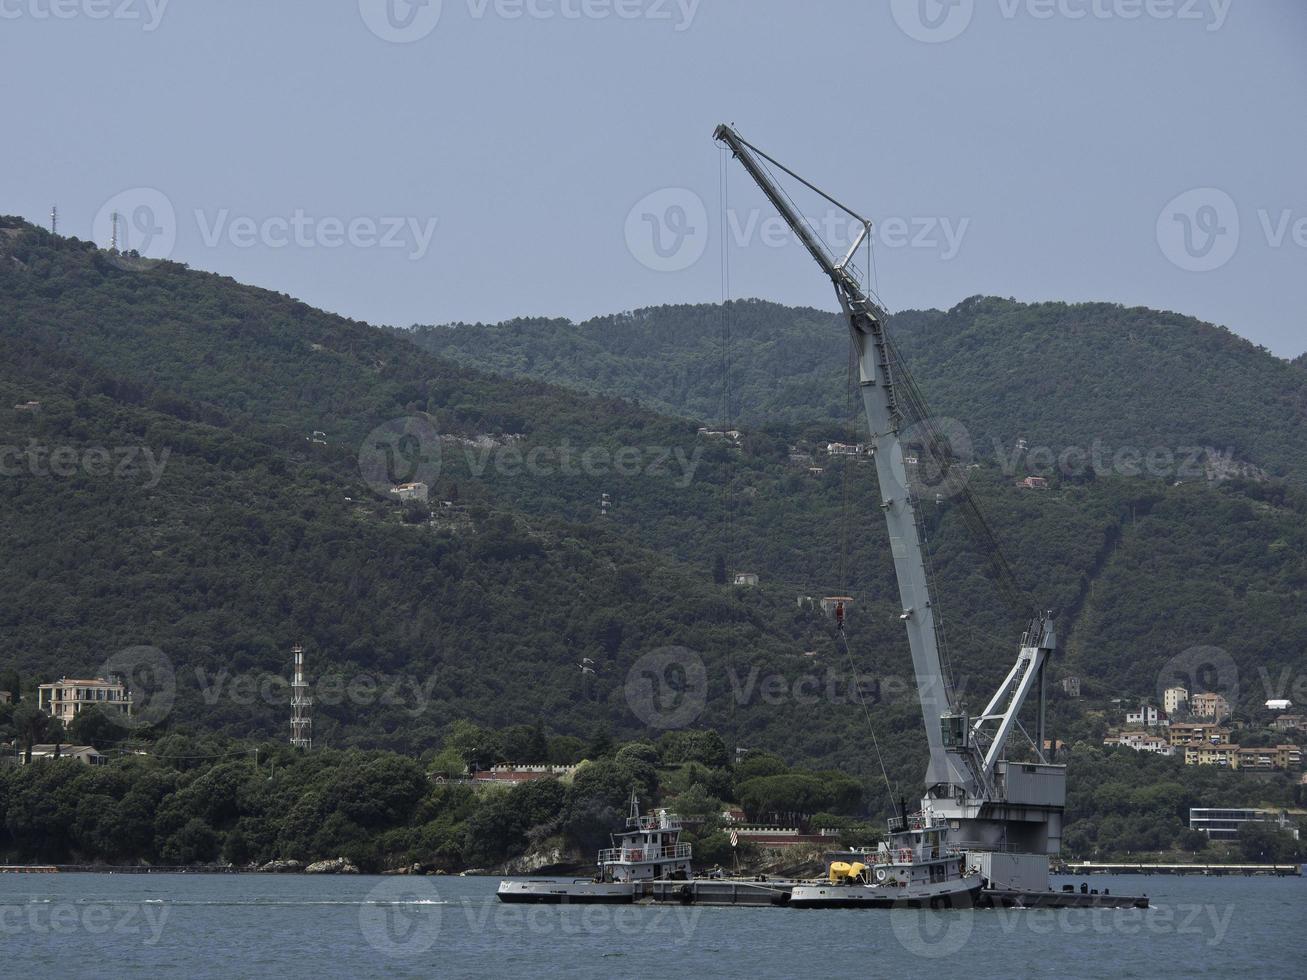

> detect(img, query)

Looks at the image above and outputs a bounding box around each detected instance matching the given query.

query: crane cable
[837,624,897,812]
[719,144,738,746]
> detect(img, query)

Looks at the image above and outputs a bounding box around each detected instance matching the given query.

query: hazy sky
[6,1,1304,356]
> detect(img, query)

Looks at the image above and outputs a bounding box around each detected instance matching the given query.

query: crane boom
[715,123,1067,891]
[714,123,980,794]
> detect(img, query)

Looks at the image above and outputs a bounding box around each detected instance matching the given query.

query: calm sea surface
[2,872,1304,978]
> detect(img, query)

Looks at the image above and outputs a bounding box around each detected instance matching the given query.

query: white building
[1189,808,1300,842]
[1163,686,1189,714]
[38,677,132,724]
[825,442,867,456]
[733,572,759,587]
[1266,699,1293,712]
[21,744,106,766]
[1125,703,1163,727]
[390,482,429,503]
[1106,732,1174,756]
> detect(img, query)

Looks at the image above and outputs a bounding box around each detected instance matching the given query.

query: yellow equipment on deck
[827,861,866,884]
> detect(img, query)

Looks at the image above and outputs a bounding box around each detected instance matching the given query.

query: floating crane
[715,124,1065,892]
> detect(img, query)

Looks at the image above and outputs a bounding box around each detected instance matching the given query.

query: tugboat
[789,804,983,909]
[497,792,692,904]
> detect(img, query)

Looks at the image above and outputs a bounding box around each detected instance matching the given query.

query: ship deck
[502,876,1150,910]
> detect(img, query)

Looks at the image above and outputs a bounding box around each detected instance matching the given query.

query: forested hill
[405,298,1307,484]
[2,218,1306,790]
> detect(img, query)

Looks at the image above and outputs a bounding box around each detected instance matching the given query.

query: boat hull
[789,876,983,910]
[496,880,634,904]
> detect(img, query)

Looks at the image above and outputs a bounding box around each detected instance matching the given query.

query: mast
[714,124,979,795]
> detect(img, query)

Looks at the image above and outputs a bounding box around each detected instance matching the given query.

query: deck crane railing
[714,124,1058,808]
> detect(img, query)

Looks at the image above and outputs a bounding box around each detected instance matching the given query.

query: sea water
[1,872,1303,978]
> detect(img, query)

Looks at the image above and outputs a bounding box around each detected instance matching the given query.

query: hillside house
[38,677,132,723]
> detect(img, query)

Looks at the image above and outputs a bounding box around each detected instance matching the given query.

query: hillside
[406,298,1307,484]
[2,219,1305,799]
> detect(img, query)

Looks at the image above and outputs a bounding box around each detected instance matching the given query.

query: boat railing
[625,814,684,831]
[947,839,1013,853]
[598,842,692,864]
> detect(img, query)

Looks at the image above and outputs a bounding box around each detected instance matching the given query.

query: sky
[4,0,1305,357]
